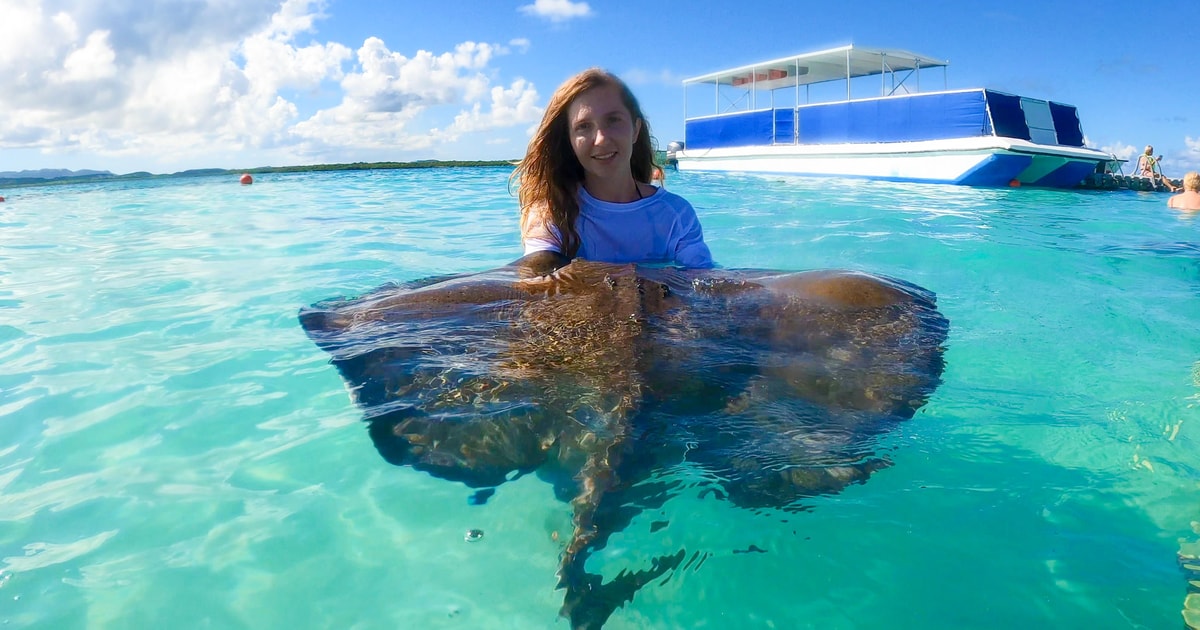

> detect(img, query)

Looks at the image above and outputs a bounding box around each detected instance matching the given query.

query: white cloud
[1177,136,1200,172]
[241,0,350,95]
[1105,136,1200,174]
[59,30,118,81]
[266,0,327,39]
[337,39,497,110]
[50,11,80,41]
[518,0,592,23]
[0,0,541,168]
[1099,141,1137,161]
[0,0,317,156]
[290,39,537,153]
[446,79,542,136]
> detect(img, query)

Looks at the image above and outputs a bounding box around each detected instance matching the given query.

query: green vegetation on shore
[242,159,516,174]
[0,159,519,188]
[1,152,671,189]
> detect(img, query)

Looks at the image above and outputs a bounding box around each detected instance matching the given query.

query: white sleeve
[523,221,564,255]
[523,235,562,255]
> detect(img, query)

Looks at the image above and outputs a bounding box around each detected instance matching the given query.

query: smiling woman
[513,68,713,268]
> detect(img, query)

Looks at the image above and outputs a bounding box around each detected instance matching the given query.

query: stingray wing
[634,267,949,508]
[300,271,560,486]
[297,259,656,486]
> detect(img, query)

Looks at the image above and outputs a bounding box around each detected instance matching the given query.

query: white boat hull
[674,136,1109,188]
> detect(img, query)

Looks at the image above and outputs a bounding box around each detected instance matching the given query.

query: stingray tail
[560,549,686,630]
[556,440,621,591]
[553,417,634,626]
[553,422,687,628]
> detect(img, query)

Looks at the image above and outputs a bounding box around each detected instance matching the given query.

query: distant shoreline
[0,160,519,189]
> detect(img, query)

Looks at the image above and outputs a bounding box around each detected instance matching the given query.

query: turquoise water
[2,168,1198,628]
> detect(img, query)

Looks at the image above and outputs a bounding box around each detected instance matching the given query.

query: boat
[669,45,1115,188]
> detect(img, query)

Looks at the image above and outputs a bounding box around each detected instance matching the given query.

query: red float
[239,173,253,185]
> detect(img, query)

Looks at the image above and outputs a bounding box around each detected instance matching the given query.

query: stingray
[298,251,948,628]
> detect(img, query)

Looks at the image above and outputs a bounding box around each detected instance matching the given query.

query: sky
[1,0,1197,176]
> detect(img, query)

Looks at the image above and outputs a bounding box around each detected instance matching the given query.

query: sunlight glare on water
[1,168,1198,628]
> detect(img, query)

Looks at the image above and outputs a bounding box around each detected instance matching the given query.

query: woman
[1167,172,1200,211]
[1135,145,1180,192]
[513,68,713,268]
[1135,145,1158,177]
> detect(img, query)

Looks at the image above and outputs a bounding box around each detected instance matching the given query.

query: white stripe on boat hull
[674,136,1110,186]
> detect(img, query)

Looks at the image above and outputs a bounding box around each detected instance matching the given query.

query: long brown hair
[512,68,657,258]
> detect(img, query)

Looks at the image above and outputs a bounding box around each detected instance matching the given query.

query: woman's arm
[673,201,714,268]
[521,202,564,255]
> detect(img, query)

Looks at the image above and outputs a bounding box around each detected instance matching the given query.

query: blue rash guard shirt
[523,186,714,268]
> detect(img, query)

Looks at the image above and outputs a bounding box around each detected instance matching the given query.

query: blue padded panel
[1048,102,1085,147]
[985,91,1032,141]
[684,110,775,149]
[796,90,989,144]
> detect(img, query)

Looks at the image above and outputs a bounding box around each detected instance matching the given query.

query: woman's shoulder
[521,199,555,232]
[523,198,555,220]
[650,186,694,208]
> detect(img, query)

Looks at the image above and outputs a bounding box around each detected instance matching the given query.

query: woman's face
[567,84,642,184]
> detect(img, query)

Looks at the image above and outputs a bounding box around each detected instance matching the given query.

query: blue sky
[2,0,1196,175]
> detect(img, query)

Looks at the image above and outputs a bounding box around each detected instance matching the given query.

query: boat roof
[682,45,948,91]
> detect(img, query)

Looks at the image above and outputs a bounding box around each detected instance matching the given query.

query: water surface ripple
[1,169,1197,628]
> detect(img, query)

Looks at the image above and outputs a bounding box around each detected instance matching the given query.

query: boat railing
[682,45,950,122]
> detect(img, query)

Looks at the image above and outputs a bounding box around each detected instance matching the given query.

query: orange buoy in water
[1008,179,1021,187]
[239,173,253,185]
[0,196,5,202]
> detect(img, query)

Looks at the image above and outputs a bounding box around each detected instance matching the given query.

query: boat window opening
[885,64,920,97]
[720,86,752,114]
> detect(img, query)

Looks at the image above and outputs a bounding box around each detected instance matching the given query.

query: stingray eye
[636,279,645,295]
[604,274,616,290]
[660,284,671,298]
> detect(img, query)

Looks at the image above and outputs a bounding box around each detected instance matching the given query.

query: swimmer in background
[1167,172,1200,212]
[513,68,712,268]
